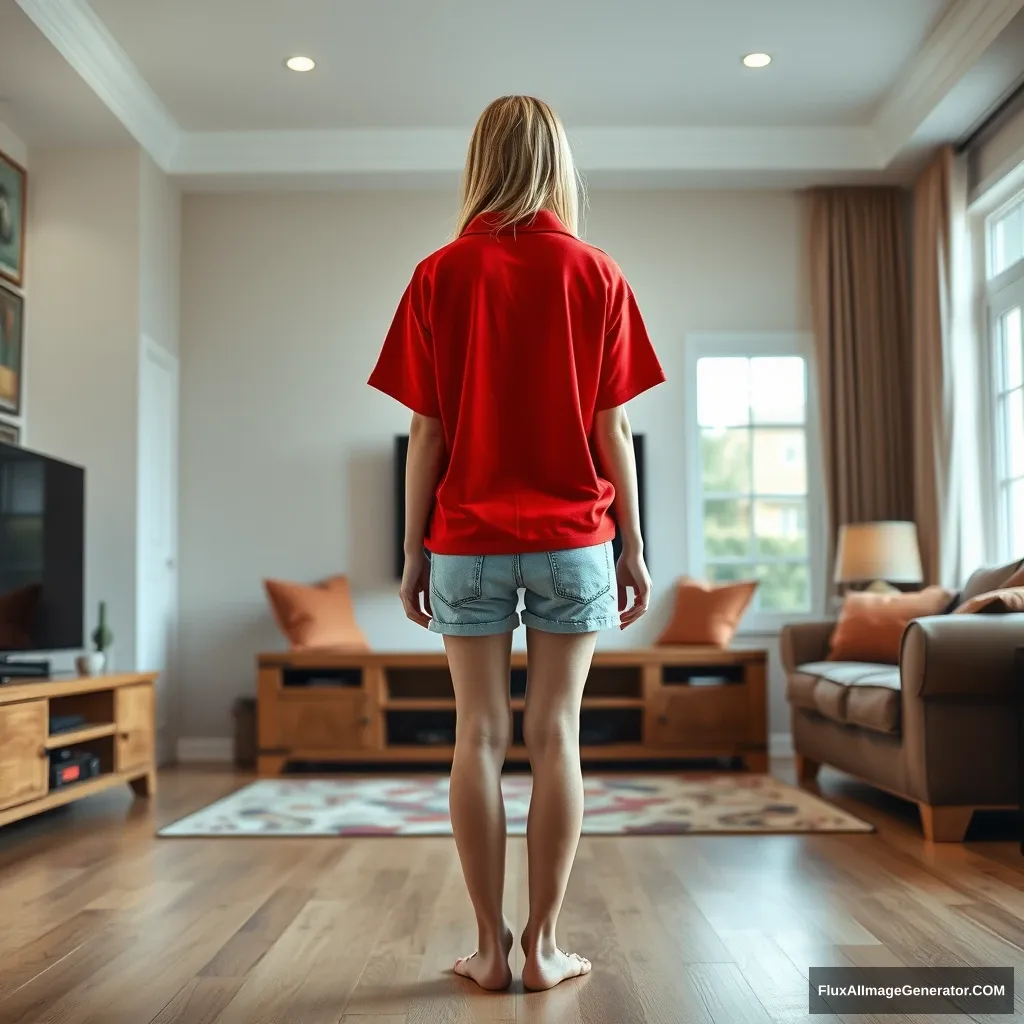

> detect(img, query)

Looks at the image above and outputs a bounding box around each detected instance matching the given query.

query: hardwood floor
[0,764,1022,1024]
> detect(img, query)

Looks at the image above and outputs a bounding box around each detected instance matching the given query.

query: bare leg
[520,628,596,991]
[444,632,515,991]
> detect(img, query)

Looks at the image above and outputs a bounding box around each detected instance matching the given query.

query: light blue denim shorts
[427,541,619,636]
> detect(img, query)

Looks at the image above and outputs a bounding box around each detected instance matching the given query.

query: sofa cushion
[788,661,901,735]
[957,559,1023,607]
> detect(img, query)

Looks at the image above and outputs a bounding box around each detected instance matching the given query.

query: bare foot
[453,923,514,991]
[521,931,592,991]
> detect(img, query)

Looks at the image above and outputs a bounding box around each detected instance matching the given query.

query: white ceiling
[3,0,1024,188]
[0,1,126,145]
[88,0,947,132]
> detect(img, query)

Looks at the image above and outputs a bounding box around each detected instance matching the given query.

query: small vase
[75,651,107,677]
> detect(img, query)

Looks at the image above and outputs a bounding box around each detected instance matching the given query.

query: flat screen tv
[0,443,85,655]
[394,434,646,578]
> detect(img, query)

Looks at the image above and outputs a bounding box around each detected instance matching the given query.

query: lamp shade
[833,521,923,584]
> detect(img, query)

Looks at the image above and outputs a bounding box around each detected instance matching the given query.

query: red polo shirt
[368,210,665,555]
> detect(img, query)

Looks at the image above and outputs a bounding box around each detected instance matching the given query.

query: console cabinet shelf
[0,673,158,828]
[257,648,767,775]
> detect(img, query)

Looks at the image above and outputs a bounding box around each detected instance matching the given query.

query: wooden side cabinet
[0,672,158,828]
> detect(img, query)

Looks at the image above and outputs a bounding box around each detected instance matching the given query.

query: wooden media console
[0,672,158,827]
[256,647,767,774]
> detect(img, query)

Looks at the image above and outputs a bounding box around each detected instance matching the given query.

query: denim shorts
[427,541,619,636]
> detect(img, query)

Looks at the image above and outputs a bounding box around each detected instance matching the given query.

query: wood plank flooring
[0,765,1021,1024]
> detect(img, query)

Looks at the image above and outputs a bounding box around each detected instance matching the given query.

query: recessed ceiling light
[285,56,316,72]
[742,52,772,68]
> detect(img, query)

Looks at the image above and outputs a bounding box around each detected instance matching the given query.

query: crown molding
[168,125,881,181]
[14,0,1017,186]
[14,0,182,168]
[871,0,1024,164]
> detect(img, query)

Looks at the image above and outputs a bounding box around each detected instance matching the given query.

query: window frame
[986,275,1024,562]
[982,188,1024,564]
[684,332,825,634]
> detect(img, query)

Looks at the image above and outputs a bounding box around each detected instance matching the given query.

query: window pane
[753,498,808,557]
[752,428,806,495]
[1006,388,1024,479]
[703,498,751,558]
[708,562,757,585]
[993,202,1024,278]
[697,358,749,427]
[701,428,750,492]
[750,357,805,424]
[756,562,810,612]
[1009,479,1024,558]
[1003,307,1022,391]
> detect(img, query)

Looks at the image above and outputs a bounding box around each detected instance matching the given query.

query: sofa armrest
[780,621,835,672]
[902,614,1024,699]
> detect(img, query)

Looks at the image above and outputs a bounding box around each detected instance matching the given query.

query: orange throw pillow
[828,586,953,664]
[954,567,1024,614]
[657,578,758,647]
[263,575,369,651]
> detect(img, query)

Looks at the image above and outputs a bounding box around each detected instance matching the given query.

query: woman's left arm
[400,412,446,627]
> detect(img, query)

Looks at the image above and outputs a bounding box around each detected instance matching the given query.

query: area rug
[159,775,872,837]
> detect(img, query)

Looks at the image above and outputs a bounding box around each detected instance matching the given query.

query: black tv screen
[0,444,84,652]
[394,434,646,578]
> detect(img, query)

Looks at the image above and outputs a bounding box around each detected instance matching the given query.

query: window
[990,194,1024,279]
[686,335,822,626]
[985,191,1024,561]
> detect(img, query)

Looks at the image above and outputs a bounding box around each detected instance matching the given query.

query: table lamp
[834,521,923,594]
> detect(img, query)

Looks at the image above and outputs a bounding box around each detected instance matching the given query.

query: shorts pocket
[546,544,612,604]
[429,554,485,608]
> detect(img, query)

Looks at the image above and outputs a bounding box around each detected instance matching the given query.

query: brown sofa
[781,560,1023,842]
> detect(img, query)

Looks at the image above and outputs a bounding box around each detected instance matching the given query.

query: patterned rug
[159,775,872,837]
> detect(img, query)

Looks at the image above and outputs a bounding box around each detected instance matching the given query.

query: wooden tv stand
[256,647,767,775]
[0,672,158,828]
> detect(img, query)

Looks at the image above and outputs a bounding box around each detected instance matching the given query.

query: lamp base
[864,579,900,595]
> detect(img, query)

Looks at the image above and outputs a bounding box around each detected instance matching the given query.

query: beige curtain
[808,188,915,588]
[912,146,972,588]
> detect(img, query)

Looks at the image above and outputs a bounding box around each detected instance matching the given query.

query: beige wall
[179,189,810,743]
[26,147,142,672]
[0,121,27,166]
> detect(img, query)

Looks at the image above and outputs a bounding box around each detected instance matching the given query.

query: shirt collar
[462,210,572,237]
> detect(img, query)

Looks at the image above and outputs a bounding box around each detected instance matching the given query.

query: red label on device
[60,765,80,782]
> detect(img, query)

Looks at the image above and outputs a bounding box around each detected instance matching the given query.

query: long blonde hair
[455,96,583,237]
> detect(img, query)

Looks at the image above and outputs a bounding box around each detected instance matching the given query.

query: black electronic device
[48,748,101,790]
[392,433,647,579]
[49,713,87,734]
[0,443,85,677]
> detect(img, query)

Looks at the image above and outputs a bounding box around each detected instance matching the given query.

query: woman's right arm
[594,405,652,627]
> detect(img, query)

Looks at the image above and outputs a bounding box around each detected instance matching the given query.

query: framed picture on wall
[0,148,26,286]
[0,282,23,415]
[0,418,19,445]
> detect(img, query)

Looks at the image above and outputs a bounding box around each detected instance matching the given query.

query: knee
[456,711,511,756]
[522,710,579,756]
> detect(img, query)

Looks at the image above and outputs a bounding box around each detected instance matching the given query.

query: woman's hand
[616,548,651,629]
[400,548,432,628]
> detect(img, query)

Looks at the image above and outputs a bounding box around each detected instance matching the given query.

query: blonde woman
[369,96,664,991]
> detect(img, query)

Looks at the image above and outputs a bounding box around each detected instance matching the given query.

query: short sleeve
[595,278,666,411]
[368,272,441,418]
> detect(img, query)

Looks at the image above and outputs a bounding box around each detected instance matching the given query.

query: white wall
[139,152,181,356]
[26,147,142,674]
[180,189,810,743]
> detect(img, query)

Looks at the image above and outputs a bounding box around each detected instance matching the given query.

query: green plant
[91,600,113,653]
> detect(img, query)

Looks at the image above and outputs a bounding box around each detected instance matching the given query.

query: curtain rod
[957,79,1024,154]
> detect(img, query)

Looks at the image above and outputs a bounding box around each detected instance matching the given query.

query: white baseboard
[176,736,233,764]
[770,732,794,758]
